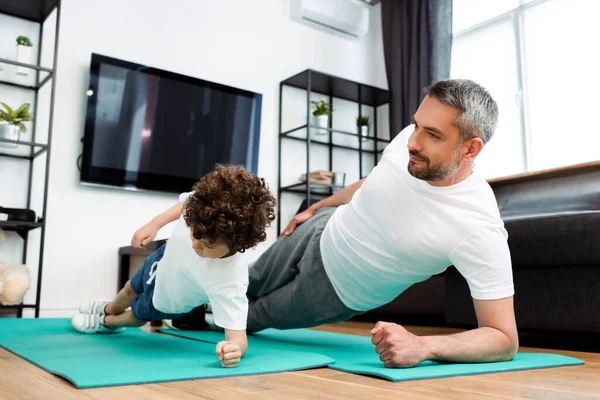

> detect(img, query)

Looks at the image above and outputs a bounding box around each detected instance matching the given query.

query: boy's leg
[247,208,336,300]
[78,245,166,317]
[127,243,188,325]
[73,245,167,334]
[71,311,143,333]
[104,310,145,328]
[112,243,165,318]
[105,280,136,315]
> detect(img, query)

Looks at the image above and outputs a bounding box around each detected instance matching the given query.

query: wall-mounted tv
[80,53,262,193]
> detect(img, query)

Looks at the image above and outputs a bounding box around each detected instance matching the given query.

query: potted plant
[311,100,332,135]
[0,102,33,148]
[356,115,370,141]
[16,35,33,76]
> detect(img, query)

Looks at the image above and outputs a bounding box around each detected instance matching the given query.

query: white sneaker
[71,314,122,334]
[79,300,110,315]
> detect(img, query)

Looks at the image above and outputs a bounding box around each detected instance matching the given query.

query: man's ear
[463,137,484,162]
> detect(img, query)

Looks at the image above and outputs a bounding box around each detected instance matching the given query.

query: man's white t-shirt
[320,125,514,312]
[152,192,249,330]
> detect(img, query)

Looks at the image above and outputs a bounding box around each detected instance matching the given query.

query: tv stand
[117,239,167,292]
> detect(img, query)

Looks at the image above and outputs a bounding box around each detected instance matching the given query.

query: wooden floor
[0,322,598,400]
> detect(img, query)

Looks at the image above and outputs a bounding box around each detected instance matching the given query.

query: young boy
[71,165,276,368]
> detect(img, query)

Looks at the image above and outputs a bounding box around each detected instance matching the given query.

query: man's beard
[407,148,462,182]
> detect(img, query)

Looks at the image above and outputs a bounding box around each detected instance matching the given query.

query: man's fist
[370,321,429,368]
[216,340,242,368]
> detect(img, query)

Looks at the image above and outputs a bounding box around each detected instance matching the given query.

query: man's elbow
[490,326,519,361]
[501,334,519,361]
[503,344,518,361]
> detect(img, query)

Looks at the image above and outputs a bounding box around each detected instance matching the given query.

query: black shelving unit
[0,0,61,317]
[277,69,390,233]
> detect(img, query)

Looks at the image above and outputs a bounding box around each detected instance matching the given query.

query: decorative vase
[0,124,21,148]
[16,45,32,76]
[312,114,329,136]
[360,125,369,141]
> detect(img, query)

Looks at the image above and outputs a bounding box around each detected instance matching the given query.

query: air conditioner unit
[290,0,370,40]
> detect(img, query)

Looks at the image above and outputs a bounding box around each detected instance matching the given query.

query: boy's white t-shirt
[152,192,249,330]
[320,125,514,312]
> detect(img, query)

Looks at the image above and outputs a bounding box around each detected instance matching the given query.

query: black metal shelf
[281,182,344,196]
[281,124,390,142]
[0,139,48,159]
[0,303,36,317]
[0,57,54,90]
[284,134,380,154]
[0,0,61,318]
[277,70,390,234]
[281,69,389,107]
[0,220,43,240]
[0,0,57,23]
[281,124,389,154]
[0,304,37,309]
[0,220,43,230]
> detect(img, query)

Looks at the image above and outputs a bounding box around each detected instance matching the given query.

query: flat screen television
[80,53,262,194]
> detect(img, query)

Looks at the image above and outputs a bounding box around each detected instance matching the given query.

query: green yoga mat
[160,328,585,382]
[0,318,333,389]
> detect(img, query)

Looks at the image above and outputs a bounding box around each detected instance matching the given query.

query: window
[451,0,600,178]
[452,0,518,33]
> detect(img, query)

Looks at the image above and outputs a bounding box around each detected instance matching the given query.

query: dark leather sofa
[358,162,600,334]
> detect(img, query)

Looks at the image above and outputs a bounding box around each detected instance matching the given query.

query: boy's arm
[216,329,248,368]
[131,202,183,249]
[150,202,184,229]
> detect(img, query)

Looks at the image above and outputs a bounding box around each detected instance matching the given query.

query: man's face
[190,231,231,258]
[407,96,465,183]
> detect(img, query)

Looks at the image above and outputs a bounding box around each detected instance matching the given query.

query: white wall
[0,0,387,317]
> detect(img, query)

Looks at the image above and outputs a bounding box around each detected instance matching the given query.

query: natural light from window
[451,0,600,179]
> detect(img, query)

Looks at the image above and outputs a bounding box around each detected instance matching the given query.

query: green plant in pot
[311,100,332,136]
[16,35,34,75]
[356,115,370,141]
[16,36,33,47]
[0,102,33,148]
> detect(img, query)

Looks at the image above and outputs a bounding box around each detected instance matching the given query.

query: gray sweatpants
[246,207,358,333]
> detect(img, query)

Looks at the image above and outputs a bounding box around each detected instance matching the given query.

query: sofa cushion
[445,265,600,332]
[504,212,600,267]
[492,170,600,220]
[488,165,600,267]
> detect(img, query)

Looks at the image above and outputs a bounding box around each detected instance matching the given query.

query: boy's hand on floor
[216,340,242,368]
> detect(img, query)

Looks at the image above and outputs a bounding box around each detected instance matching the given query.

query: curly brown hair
[183,164,276,253]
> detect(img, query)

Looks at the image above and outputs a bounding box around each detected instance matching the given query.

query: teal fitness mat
[160,328,585,382]
[0,318,333,389]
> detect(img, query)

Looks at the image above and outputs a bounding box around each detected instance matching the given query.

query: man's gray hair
[425,79,498,144]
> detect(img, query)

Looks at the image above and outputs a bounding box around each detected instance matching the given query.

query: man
[246,79,518,368]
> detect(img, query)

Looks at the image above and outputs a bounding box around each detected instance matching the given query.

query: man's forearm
[309,179,365,212]
[422,327,518,363]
